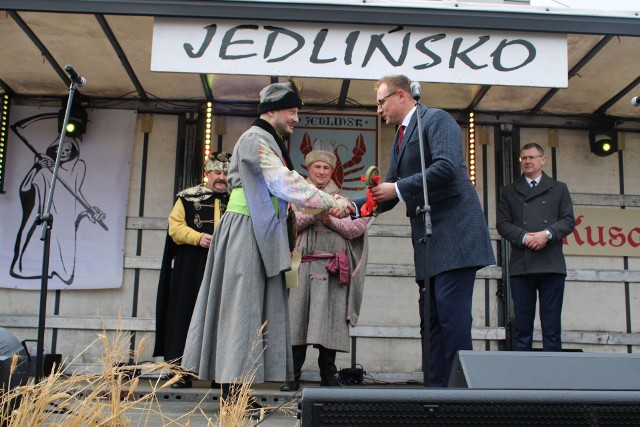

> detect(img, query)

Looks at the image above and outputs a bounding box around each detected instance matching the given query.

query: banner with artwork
[0,106,135,290]
[289,112,378,200]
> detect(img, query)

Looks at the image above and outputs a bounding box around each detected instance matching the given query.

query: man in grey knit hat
[281,142,368,391]
[182,80,353,403]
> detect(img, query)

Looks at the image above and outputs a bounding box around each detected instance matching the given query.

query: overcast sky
[530,0,638,11]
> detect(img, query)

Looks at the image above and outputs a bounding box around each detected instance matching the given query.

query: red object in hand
[360,175,380,217]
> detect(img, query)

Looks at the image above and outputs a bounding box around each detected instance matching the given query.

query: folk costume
[287,149,368,387]
[182,81,350,385]
[153,153,231,363]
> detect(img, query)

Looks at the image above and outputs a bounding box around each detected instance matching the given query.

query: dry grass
[0,319,286,426]
[218,322,286,426]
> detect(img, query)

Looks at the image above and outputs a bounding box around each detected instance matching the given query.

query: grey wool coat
[181,126,294,384]
[182,124,346,384]
[288,179,368,353]
[356,104,495,281]
[496,172,575,276]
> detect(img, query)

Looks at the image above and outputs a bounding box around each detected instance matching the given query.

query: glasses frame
[519,155,543,162]
[377,91,398,107]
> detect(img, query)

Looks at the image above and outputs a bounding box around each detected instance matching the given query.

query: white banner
[152,17,568,88]
[0,106,135,290]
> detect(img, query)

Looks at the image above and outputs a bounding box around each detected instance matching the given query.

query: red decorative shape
[359,175,380,217]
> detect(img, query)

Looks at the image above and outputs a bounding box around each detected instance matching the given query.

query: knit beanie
[258,80,303,114]
[304,139,337,169]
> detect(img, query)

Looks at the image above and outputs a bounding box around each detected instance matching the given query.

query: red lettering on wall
[608,227,625,247]
[564,213,640,254]
[630,227,640,248]
[571,215,585,245]
[586,226,606,247]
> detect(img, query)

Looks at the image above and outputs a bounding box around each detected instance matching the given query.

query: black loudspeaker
[298,388,640,426]
[27,354,62,378]
[0,355,29,391]
[448,350,640,390]
[0,328,29,417]
[0,327,29,392]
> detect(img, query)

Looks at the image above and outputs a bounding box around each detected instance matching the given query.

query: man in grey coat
[353,75,495,387]
[181,81,353,398]
[497,142,575,351]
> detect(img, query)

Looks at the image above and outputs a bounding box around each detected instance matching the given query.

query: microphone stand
[34,78,80,383]
[413,97,433,387]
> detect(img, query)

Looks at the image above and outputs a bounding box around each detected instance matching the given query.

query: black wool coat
[497,172,575,277]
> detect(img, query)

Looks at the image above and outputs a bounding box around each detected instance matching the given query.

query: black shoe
[220,383,231,400]
[280,381,300,392]
[171,377,192,389]
[320,376,341,387]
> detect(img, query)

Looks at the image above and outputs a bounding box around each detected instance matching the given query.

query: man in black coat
[497,142,575,351]
[153,152,231,387]
[353,75,495,387]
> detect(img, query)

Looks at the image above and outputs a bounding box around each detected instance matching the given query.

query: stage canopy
[0,0,639,130]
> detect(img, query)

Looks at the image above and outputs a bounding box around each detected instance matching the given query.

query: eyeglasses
[520,155,543,162]
[377,91,398,107]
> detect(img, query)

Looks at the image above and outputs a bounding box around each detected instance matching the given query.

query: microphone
[632,96,640,107]
[410,81,421,101]
[65,65,87,87]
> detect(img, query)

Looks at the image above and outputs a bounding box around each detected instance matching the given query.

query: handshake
[328,194,356,219]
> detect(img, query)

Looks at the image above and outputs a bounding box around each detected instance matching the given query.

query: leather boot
[220,383,231,400]
[318,347,341,386]
[280,345,306,391]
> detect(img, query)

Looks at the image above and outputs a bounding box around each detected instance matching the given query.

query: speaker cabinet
[0,354,29,391]
[298,388,640,426]
[448,350,640,390]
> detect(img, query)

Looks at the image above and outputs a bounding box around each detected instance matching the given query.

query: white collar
[526,174,542,185]
[401,106,417,128]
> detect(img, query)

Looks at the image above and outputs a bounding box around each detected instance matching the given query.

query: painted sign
[0,106,135,290]
[563,207,640,257]
[151,18,568,88]
[289,112,379,200]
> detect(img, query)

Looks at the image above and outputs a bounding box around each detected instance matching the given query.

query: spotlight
[588,115,617,157]
[58,102,87,137]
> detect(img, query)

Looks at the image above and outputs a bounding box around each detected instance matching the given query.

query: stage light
[468,111,476,186]
[0,93,8,193]
[58,102,88,137]
[203,102,213,164]
[588,115,617,157]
